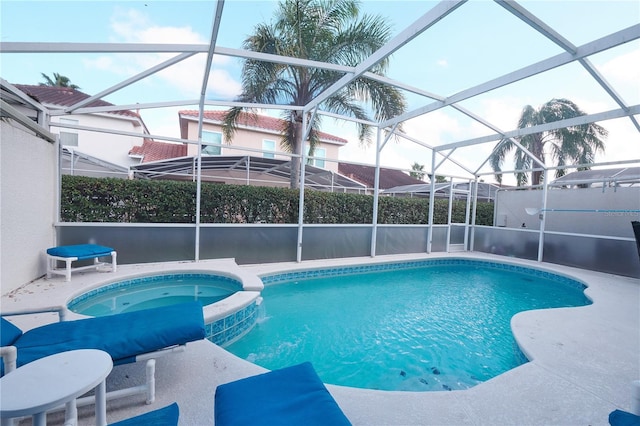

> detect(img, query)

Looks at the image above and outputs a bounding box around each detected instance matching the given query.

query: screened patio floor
[3,253,639,425]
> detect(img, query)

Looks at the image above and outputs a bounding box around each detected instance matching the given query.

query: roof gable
[15,84,141,120]
[179,110,348,145]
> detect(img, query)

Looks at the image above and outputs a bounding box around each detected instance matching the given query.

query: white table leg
[64,398,77,426]
[95,380,107,426]
[33,412,47,426]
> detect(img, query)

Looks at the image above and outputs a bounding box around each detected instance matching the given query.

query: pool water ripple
[226,262,590,392]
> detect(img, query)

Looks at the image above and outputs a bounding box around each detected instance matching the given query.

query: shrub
[61,175,494,225]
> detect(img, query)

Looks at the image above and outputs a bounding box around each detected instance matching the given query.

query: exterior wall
[1,120,57,295]
[184,120,341,173]
[495,187,640,238]
[50,113,144,167]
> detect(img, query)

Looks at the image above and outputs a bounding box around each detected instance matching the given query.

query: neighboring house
[338,162,425,190]
[14,84,149,167]
[129,139,187,163]
[178,110,347,173]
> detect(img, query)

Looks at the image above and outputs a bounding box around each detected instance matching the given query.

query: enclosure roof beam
[65,52,197,114]
[59,99,305,116]
[304,0,467,111]
[496,0,640,133]
[451,104,545,171]
[381,24,640,128]
[0,99,56,143]
[436,104,640,152]
[392,131,474,176]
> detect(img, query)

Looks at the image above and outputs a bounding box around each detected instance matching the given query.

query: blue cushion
[609,409,640,426]
[13,302,205,367]
[215,362,351,426]
[110,402,179,426]
[1,317,23,346]
[47,244,114,260]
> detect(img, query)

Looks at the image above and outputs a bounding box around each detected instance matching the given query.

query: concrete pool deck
[2,253,638,425]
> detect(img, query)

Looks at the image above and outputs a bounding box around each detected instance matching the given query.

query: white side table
[0,349,113,426]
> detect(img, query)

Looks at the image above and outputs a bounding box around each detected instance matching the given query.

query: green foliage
[61,176,494,225]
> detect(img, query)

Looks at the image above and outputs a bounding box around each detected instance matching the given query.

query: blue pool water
[68,273,241,316]
[226,260,591,392]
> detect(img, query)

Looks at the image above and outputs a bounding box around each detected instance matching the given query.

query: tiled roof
[338,162,424,189]
[15,84,141,119]
[179,110,348,144]
[129,139,187,163]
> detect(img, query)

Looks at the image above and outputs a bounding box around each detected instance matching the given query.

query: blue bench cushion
[47,244,114,260]
[110,402,179,426]
[11,301,205,368]
[1,317,23,346]
[215,362,351,426]
[609,409,640,426]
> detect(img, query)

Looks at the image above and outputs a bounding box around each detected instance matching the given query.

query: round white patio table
[0,349,112,426]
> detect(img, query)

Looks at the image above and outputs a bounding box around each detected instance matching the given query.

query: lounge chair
[46,244,117,282]
[110,402,179,426]
[609,409,640,426]
[214,362,352,426]
[1,302,205,406]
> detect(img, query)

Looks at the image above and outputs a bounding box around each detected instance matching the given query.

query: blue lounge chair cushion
[10,301,205,368]
[110,402,179,426]
[47,244,114,260]
[215,362,351,426]
[609,409,640,426]
[1,317,22,346]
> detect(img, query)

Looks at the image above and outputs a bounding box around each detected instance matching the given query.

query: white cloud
[436,59,448,67]
[600,48,640,86]
[85,8,241,99]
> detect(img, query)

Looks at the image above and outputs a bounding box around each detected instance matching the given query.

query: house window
[306,145,326,168]
[263,139,276,159]
[202,131,222,155]
[59,118,78,147]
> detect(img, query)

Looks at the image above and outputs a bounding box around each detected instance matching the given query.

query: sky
[1,0,639,185]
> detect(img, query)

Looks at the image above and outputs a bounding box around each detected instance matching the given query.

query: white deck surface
[2,253,639,425]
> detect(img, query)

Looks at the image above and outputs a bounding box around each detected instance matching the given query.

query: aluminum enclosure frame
[1,0,639,272]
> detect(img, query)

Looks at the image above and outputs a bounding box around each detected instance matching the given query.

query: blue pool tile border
[260,258,586,291]
[206,302,258,347]
[67,273,242,310]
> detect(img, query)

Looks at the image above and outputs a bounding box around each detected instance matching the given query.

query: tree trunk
[289,115,304,189]
[531,134,545,186]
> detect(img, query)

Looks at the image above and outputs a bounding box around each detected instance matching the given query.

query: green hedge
[61,175,494,225]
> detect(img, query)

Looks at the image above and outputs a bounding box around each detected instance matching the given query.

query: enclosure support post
[463,179,472,251]
[537,170,549,262]
[470,177,479,251]
[370,127,382,257]
[296,111,310,263]
[427,151,436,253]
[446,179,454,252]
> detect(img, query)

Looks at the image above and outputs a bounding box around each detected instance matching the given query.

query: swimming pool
[68,272,243,316]
[226,258,591,392]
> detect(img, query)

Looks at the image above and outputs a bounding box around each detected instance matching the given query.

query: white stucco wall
[495,186,640,238]
[50,113,144,167]
[1,120,57,295]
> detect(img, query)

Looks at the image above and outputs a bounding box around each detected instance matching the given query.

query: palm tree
[39,72,81,90]
[490,98,607,186]
[410,162,425,180]
[222,0,406,188]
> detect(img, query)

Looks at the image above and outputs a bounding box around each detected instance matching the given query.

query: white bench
[46,244,117,282]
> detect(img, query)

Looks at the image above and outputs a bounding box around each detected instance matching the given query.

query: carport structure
[1,0,638,269]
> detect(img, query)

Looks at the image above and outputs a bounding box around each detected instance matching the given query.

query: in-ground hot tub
[67,270,264,346]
